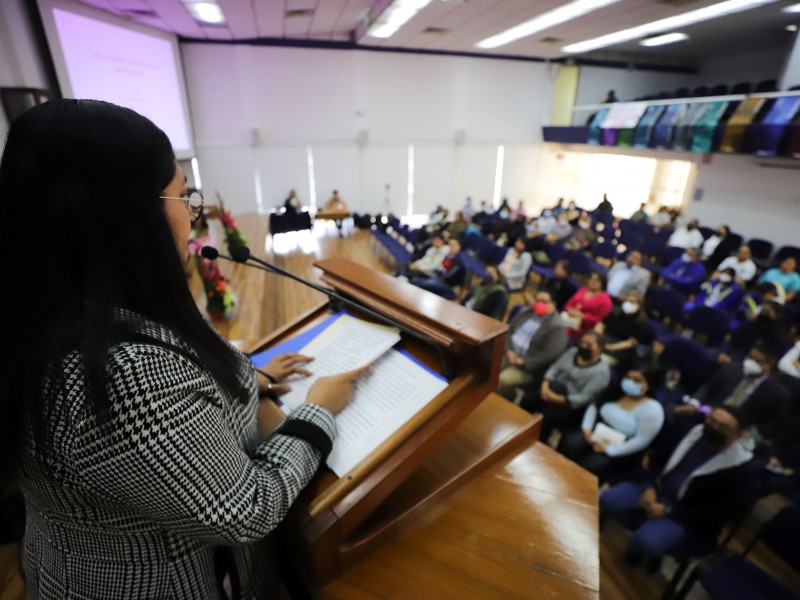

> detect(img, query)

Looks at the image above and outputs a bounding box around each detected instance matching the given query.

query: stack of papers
[251,313,448,476]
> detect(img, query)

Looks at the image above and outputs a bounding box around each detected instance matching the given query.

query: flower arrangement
[216,191,248,252]
[189,216,236,320]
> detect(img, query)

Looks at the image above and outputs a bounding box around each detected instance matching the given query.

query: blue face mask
[621,378,643,397]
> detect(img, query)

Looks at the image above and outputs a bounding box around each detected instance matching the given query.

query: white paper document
[278,313,448,477]
[591,422,627,446]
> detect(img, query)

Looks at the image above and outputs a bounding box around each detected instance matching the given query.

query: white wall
[695,47,787,90]
[181,44,551,216]
[575,66,696,106]
[781,34,800,91]
[0,0,50,136]
[687,154,800,251]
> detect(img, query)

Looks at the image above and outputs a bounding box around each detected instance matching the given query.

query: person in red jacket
[563,271,613,340]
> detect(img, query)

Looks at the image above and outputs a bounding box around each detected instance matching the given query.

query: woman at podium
[0,99,368,598]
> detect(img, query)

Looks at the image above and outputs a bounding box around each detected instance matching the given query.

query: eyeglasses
[160,190,204,222]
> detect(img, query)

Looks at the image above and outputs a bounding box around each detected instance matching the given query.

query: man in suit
[675,343,791,444]
[601,406,756,568]
[606,250,651,300]
[496,290,567,401]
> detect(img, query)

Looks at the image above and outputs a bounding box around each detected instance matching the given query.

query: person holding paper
[0,100,371,599]
[558,369,664,480]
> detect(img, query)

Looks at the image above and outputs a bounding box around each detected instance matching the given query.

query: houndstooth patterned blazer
[18,312,335,599]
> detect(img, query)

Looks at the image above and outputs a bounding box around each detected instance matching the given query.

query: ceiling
[71,0,800,67]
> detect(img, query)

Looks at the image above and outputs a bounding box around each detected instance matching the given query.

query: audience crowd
[369,194,800,588]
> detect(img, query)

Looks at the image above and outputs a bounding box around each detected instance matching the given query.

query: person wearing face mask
[462,265,509,321]
[726,300,791,363]
[662,247,706,295]
[564,212,596,250]
[600,406,756,569]
[667,218,704,249]
[520,331,611,441]
[535,209,557,236]
[684,267,743,315]
[701,225,729,261]
[648,206,672,228]
[563,271,613,340]
[545,214,574,244]
[606,250,651,300]
[597,291,655,373]
[496,291,568,400]
[675,344,790,447]
[498,237,533,291]
[558,369,664,480]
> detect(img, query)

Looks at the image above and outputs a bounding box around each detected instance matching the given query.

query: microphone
[202,245,452,378]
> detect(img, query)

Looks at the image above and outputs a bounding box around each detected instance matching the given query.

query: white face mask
[719,273,733,283]
[621,301,639,315]
[743,358,764,377]
[681,253,692,262]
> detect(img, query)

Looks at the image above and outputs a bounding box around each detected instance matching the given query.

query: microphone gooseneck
[201,245,453,379]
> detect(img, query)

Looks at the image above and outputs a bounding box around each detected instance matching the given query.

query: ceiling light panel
[475,0,622,49]
[562,0,779,53]
[183,1,225,25]
[640,32,689,46]
[367,0,434,39]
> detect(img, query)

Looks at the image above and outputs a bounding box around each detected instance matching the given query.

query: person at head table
[284,189,301,212]
[324,190,348,211]
[0,99,371,598]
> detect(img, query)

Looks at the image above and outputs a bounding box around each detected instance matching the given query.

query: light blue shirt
[760,268,800,293]
[581,399,664,457]
[606,264,632,298]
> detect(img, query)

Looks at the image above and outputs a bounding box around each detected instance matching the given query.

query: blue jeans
[600,482,688,567]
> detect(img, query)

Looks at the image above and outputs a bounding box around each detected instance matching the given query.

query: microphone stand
[207,248,455,380]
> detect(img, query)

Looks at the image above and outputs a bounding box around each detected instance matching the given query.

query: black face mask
[577,346,593,360]
[701,424,728,449]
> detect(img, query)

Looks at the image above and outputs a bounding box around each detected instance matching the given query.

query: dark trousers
[521,388,579,441]
[558,429,644,483]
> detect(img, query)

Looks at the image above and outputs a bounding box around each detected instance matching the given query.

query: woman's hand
[262,353,314,382]
[306,365,372,415]
[582,428,593,444]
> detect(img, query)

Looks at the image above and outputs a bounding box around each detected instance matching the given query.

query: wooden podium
[247,258,545,590]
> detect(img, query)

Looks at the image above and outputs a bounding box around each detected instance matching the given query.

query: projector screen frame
[36,0,197,160]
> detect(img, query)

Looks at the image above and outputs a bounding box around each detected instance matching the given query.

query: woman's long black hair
[0,99,247,476]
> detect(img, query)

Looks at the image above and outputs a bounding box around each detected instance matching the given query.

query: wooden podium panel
[322,398,599,600]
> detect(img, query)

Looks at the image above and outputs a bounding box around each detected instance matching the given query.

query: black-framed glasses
[160,190,204,222]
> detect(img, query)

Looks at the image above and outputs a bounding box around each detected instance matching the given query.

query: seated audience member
[445,211,468,242]
[716,245,757,285]
[324,189,347,210]
[596,194,614,214]
[563,271,613,340]
[667,219,704,249]
[564,212,596,250]
[760,256,800,302]
[649,206,672,228]
[684,268,743,315]
[559,369,664,480]
[462,265,508,321]
[498,237,533,291]
[606,250,651,300]
[662,247,705,296]
[535,209,557,236]
[631,203,649,222]
[510,200,527,220]
[550,198,565,216]
[598,291,655,373]
[737,283,779,323]
[498,197,512,218]
[410,238,465,300]
[777,341,800,396]
[284,189,301,212]
[727,300,791,362]
[400,233,448,278]
[426,206,448,232]
[546,215,573,244]
[705,226,741,272]
[701,225,730,261]
[542,260,579,311]
[600,406,755,568]
[461,197,475,221]
[677,343,791,446]
[496,291,568,400]
[521,331,611,441]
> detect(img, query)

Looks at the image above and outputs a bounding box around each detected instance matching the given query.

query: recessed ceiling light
[640,32,689,46]
[367,0,434,39]
[183,2,225,25]
[787,23,799,31]
[783,3,800,13]
[476,0,621,49]
[562,0,778,54]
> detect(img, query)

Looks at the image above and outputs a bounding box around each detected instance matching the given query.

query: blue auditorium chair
[683,306,731,348]
[747,238,774,266]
